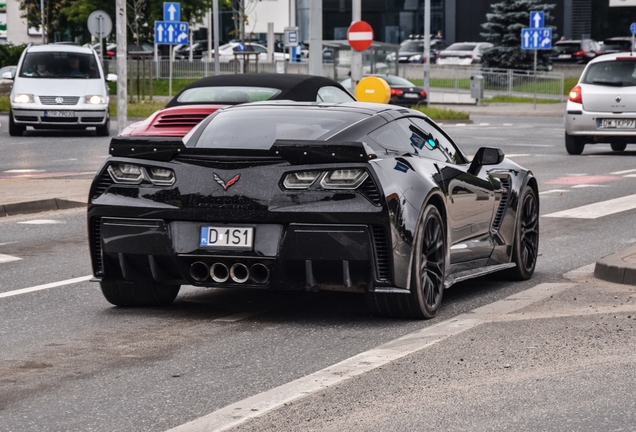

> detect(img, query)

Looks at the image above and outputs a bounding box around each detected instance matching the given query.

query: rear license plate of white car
[558,54,572,59]
[44,111,74,117]
[403,93,419,98]
[200,226,254,248]
[598,119,636,129]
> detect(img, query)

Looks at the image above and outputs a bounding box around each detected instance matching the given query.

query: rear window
[194,107,367,149]
[445,43,476,51]
[602,40,631,51]
[19,51,100,79]
[581,60,636,86]
[378,75,414,86]
[555,43,580,52]
[176,86,281,104]
[400,41,424,52]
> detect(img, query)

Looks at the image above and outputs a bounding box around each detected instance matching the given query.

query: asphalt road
[1,114,636,431]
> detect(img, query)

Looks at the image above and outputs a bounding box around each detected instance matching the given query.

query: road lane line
[612,168,636,175]
[167,282,574,432]
[539,189,568,195]
[543,193,636,219]
[0,275,92,299]
[0,253,22,264]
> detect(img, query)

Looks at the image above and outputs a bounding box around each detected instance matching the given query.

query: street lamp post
[40,0,45,44]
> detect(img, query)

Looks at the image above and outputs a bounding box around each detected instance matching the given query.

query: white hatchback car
[436,42,493,65]
[201,42,288,63]
[4,44,114,136]
[564,53,636,154]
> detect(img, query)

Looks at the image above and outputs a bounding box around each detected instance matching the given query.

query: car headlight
[283,171,321,189]
[320,169,368,190]
[147,167,176,186]
[409,54,422,62]
[13,93,34,104]
[85,95,105,104]
[107,163,144,184]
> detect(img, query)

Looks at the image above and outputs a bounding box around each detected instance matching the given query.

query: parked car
[105,43,153,59]
[340,74,427,106]
[436,42,493,65]
[201,42,288,63]
[175,40,226,60]
[564,52,636,154]
[4,44,115,136]
[549,39,600,64]
[386,36,448,64]
[120,74,355,137]
[599,37,634,55]
[88,102,539,319]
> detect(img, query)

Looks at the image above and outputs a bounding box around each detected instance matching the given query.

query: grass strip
[482,95,561,104]
[411,105,470,121]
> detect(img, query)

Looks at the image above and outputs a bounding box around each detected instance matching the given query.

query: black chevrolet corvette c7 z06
[88,101,539,319]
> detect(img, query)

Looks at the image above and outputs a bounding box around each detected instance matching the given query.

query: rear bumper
[89,217,392,291]
[565,104,636,139]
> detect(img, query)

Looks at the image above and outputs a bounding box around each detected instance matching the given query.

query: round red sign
[347,21,374,52]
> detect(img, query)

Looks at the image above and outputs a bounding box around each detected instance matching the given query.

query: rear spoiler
[109,137,377,164]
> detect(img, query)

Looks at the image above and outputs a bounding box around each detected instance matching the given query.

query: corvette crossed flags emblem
[213,173,241,191]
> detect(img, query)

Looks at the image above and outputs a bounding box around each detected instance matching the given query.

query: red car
[120,74,356,137]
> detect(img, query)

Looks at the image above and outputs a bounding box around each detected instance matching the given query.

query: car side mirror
[2,71,14,80]
[468,147,504,175]
[106,73,117,82]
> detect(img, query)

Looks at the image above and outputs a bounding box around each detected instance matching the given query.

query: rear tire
[100,280,180,307]
[501,187,539,281]
[8,110,25,136]
[366,205,446,319]
[611,142,627,152]
[96,116,110,136]
[565,133,585,155]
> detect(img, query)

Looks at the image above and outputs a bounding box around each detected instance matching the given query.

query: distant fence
[104,60,565,101]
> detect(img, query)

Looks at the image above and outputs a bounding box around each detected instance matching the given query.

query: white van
[3,44,114,136]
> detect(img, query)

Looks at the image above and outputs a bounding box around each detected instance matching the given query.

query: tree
[230,0,261,42]
[19,0,68,42]
[480,0,557,71]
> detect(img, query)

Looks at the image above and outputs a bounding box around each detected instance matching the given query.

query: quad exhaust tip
[210,262,230,283]
[250,263,270,284]
[190,262,210,282]
[230,263,249,283]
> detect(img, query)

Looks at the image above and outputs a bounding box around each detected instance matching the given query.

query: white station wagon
[4,43,114,136]
[565,52,636,154]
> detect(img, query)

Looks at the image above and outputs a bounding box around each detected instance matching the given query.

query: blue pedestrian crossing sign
[530,11,544,29]
[521,28,552,50]
[154,21,189,45]
[163,2,180,22]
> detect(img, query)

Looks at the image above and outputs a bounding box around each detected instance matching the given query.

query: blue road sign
[154,21,188,45]
[163,2,180,22]
[530,11,544,29]
[631,22,636,35]
[521,28,552,50]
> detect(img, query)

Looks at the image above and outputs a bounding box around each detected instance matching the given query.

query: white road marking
[0,275,92,299]
[167,283,575,432]
[506,143,553,147]
[623,174,636,178]
[213,312,264,323]
[503,123,513,126]
[455,123,467,126]
[0,254,21,264]
[571,184,608,188]
[544,193,636,219]
[505,154,531,158]
[3,169,45,173]
[612,168,636,175]
[539,189,568,195]
[17,219,64,225]
[479,123,490,126]
[0,242,19,246]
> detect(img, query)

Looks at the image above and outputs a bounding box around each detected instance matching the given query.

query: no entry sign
[347,20,374,51]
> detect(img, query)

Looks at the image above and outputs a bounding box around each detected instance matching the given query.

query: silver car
[564,53,636,154]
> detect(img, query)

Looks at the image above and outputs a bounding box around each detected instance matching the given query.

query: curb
[0,198,86,218]
[594,245,636,285]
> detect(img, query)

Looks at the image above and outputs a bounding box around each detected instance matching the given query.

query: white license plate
[403,93,420,99]
[200,226,254,249]
[558,54,572,59]
[44,110,74,117]
[598,119,636,129]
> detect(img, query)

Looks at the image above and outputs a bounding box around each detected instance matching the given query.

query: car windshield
[19,52,99,79]
[581,60,636,86]
[194,107,367,149]
[445,43,476,51]
[176,86,282,104]
[400,41,423,52]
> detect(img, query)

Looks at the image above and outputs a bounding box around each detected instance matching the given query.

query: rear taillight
[573,50,586,57]
[419,90,427,97]
[569,85,582,104]
[107,51,114,56]
[391,88,404,96]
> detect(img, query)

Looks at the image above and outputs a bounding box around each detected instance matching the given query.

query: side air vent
[491,177,511,233]
[358,176,382,205]
[154,113,208,128]
[92,170,114,198]
[371,226,391,282]
[90,218,104,276]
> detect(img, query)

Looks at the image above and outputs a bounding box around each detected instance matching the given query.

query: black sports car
[88,102,539,319]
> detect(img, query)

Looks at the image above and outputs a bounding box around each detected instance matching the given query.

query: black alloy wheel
[366,205,446,319]
[504,187,539,280]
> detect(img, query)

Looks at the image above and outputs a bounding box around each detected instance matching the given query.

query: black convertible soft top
[164,73,354,108]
